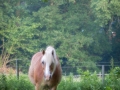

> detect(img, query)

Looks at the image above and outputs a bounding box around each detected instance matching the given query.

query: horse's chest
[40,81,53,90]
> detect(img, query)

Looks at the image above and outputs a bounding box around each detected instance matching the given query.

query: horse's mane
[45,46,58,65]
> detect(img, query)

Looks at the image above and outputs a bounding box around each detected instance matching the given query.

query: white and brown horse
[28,46,62,90]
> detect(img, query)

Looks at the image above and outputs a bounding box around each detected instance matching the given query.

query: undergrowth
[0,67,120,90]
[0,74,34,90]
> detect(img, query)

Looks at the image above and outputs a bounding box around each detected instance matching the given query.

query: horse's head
[41,46,57,81]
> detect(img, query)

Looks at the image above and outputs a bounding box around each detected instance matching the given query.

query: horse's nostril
[50,75,52,79]
[44,75,51,81]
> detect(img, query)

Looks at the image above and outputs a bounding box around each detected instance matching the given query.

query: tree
[1,0,119,74]
[31,0,105,72]
[0,0,40,68]
[91,0,120,62]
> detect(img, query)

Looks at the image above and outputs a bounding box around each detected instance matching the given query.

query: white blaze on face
[45,63,51,80]
[41,46,57,81]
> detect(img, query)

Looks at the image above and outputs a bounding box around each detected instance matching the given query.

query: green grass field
[0,67,120,90]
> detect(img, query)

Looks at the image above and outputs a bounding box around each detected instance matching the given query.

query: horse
[28,46,62,90]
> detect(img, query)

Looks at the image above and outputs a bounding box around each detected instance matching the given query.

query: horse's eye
[42,61,45,65]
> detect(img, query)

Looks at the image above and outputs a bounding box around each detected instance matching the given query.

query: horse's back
[30,52,43,65]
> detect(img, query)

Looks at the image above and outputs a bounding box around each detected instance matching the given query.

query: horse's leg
[51,86,57,90]
[35,83,40,90]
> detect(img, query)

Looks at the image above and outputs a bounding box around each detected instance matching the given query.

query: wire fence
[0,61,120,79]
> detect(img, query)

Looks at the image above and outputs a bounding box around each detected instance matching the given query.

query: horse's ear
[42,50,45,55]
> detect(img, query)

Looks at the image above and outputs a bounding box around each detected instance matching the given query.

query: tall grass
[0,67,120,90]
[58,67,120,90]
[0,74,34,90]
[58,71,102,90]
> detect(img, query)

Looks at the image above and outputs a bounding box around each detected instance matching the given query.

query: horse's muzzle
[44,74,52,81]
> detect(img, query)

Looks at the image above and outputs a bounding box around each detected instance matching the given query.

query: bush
[0,74,8,90]
[58,67,120,90]
[58,73,81,90]
[1,67,120,90]
[104,67,120,90]
[58,72,102,90]
[79,70,103,90]
[0,74,34,90]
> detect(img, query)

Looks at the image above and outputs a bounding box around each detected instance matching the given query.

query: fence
[62,65,119,75]
[0,60,120,82]
[0,61,120,90]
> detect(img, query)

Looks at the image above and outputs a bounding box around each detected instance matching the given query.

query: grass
[0,67,120,90]
[0,74,34,90]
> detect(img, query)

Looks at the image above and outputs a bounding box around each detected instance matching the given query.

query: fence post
[102,65,105,84]
[16,59,19,79]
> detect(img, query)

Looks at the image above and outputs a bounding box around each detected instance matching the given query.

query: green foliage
[0,67,120,90]
[91,0,111,26]
[0,0,120,73]
[104,67,120,90]
[0,74,34,90]
[29,0,102,70]
[59,67,120,90]
[91,0,120,63]
[80,71,102,90]
[0,74,8,90]
[91,0,120,26]
[58,73,81,90]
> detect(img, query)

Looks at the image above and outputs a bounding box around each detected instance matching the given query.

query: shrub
[79,70,103,90]
[104,67,120,90]
[58,71,103,90]
[58,73,81,90]
[0,74,34,90]
[1,67,120,90]
[0,74,8,90]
